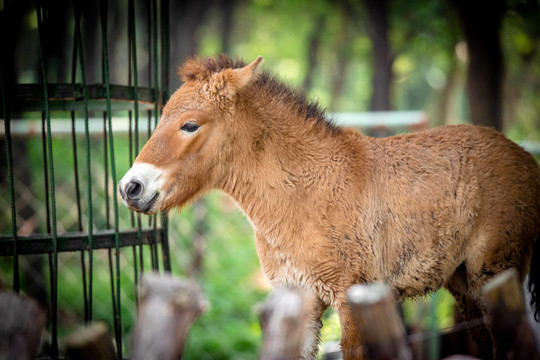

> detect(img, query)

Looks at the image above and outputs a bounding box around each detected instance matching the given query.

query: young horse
[119,55,540,359]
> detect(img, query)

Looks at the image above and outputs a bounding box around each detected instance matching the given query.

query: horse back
[361,125,540,296]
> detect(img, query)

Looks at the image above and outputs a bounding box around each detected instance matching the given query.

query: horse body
[119,55,540,359]
[367,125,540,297]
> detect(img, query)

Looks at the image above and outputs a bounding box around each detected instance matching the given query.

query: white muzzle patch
[118,163,165,214]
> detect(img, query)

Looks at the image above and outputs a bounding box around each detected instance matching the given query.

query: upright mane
[179,54,340,134]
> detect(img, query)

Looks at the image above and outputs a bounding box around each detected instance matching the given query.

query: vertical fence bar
[70,25,90,324]
[100,0,123,357]
[41,113,52,234]
[103,109,119,351]
[70,34,83,234]
[134,0,146,280]
[145,0,154,275]
[103,109,118,349]
[158,0,171,272]
[147,0,152,89]
[137,222,144,276]
[128,107,140,308]
[98,5,119,352]
[161,214,171,271]
[129,0,140,145]
[151,215,159,270]
[73,0,94,322]
[149,215,157,270]
[147,110,152,139]
[160,0,169,102]
[0,63,20,292]
[147,85,158,272]
[103,114,110,229]
[128,0,141,308]
[148,0,160,272]
[36,1,59,357]
[72,111,90,322]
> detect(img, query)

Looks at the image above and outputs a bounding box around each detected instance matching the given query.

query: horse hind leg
[465,229,537,359]
[445,263,494,359]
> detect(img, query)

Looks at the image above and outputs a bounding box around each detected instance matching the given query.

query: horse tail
[528,232,540,321]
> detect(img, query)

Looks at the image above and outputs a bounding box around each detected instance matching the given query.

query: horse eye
[180,122,200,133]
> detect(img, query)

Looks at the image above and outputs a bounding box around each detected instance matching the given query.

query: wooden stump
[0,290,46,360]
[347,283,412,360]
[258,286,314,360]
[482,268,540,360]
[130,273,207,360]
[63,322,116,360]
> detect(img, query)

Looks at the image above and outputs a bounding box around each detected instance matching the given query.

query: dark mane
[186,55,340,134]
[254,70,340,134]
[200,54,247,74]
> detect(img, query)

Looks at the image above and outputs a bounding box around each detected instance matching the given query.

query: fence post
[347,283,412,360]
[0,290,46,360]
[63,322,116,360]
[130,273,207,360]
[258,286,314,360]
[482,268,540,360]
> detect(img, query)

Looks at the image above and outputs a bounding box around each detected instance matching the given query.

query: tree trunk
[169,0,215,90]
[220,0,235,55]
[453,0,505,131]
[329,13,353,111]
[434,58,458,127]
[329,54,350,111]
[302,15,326,92]
[363,0,393,111]
[80,0,101,84]
[42,0,71,82]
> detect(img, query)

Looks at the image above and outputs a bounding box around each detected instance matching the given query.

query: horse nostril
[125,180,144,200]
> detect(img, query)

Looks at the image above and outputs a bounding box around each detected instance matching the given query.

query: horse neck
[217,100,359,239]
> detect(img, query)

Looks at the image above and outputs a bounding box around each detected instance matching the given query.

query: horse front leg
[336,303,364,360]
[300,297,328,359]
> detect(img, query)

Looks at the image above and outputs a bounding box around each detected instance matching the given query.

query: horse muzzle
[119,163,164,215]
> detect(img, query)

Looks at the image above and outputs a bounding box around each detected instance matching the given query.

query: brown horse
[119,55,540,359]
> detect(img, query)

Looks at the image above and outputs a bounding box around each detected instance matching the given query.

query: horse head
[119,56,263,214]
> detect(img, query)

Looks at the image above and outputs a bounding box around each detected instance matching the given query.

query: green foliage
[168,194,267,359]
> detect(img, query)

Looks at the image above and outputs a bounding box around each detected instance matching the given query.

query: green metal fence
[0,0,170,358]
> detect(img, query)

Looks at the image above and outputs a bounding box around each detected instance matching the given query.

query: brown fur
[127,55,540,359]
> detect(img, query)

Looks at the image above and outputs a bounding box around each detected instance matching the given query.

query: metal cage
[0,0,170,358]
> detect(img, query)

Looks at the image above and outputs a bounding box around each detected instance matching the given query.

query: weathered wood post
[347,283,412,360]
[258,286,314,360]
[482,268,540,360]
[0,290,46,360]
[63,322,116,360]
[130,273,207,360]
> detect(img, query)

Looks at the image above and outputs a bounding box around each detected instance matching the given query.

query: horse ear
[228,56,263,91]
[203,56,263,102]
